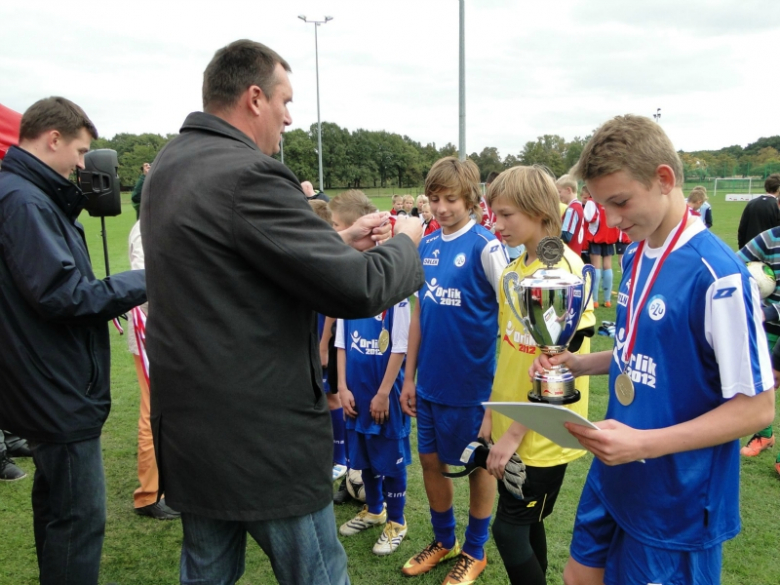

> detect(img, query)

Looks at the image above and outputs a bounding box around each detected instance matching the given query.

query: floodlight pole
[458,0,466,161]
[299,15,333,192]
[653,107,661,123]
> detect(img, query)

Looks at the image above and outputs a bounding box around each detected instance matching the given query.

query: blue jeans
[180,503,350,585]
[29,437,106,585]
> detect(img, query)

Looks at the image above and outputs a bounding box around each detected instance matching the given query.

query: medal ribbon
[621,209,689,369]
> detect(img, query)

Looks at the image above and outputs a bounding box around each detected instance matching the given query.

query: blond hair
[328,190,377,227]
[403,194,415,204]
[555,174,578,193]
[574,115,684,187]
[687,186,708,204]
[425,157,483,222]
[308,199,332,225]
[487,166,562,237]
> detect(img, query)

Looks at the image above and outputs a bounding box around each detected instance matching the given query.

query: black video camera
[77,149,121,217]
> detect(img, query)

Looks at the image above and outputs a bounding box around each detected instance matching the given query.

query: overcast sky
[2,0,779,156]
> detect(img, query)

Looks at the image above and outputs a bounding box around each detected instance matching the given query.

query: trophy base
[528,367,581,405]
[528,388,581,405]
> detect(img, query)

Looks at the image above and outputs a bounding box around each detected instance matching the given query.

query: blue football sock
[430,507,457,550]
[361,471,384,515]
[383,472,407,524]
[463,513,491,561]
[592,268,602,303]
[330,408,346,466]
[602,268,613,300]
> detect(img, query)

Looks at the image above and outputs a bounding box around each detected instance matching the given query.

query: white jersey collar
[441,219,476,242]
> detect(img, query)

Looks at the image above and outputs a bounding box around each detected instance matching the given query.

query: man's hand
[393,215,423,246]
[565,420,646,465]
[400,379,417,417]
[370,393,390,425]
[339,212,393,251]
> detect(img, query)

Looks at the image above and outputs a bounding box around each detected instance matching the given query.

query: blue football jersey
[416,220,507,406]
[335,300,411,439]
[591,222,773,550]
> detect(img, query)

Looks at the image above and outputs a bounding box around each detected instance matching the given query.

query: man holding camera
[0,96,146,585]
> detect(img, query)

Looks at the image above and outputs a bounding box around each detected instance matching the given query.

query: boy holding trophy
[484,165,595,585]
[531,115,775,585]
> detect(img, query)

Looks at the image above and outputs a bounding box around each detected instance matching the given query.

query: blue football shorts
[571,480,722,585]
[347,429,411,477]
[416,397,484,466]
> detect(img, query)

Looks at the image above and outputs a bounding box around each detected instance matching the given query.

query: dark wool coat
[141,112,424,521]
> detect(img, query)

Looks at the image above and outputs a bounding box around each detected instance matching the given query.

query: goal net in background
[714,178,754,201]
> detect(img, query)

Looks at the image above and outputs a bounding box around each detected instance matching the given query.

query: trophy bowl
[503,237,595,404]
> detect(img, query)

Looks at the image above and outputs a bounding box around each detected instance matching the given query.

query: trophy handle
[582,264,596,309]
[502,271,525,324]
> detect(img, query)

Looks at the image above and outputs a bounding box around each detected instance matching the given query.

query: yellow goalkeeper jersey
[490,247,596,467]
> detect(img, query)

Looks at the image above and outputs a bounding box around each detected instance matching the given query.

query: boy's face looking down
[491,196,540,249]
[393,198,404,211]
[586,165,677,247]
[428,190,471,235]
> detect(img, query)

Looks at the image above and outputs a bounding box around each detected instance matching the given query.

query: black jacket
[737,194,780,249]
[142,112,424,521]
[0,146,146,443]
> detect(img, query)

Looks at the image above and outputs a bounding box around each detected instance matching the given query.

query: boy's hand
[400,379,417,417]
[486,434,522,480]
[339,388,357,418]
[370,393,390,425]
[528,350,578,380]
[565,420,646,465]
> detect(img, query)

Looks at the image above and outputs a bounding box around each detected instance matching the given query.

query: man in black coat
[0,97,146,585]
[737,173,780,248]
[141,40,424,585]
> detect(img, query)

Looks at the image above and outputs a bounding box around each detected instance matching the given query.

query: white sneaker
[339,504,387,536]
[332,464,348,481]
[372,518,408,555]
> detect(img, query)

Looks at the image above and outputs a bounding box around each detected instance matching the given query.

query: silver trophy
[502,237,595,404]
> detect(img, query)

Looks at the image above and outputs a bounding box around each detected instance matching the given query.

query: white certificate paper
[485,402,600,451]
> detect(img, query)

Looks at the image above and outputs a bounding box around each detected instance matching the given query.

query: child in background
[737,227,780,468]
[556,174,585,257]
[400,157,508,584]
[583,192,618,308]
[309,199,349,482]
[533,114,774,585]
[390,194,404,216]
[413,194,428,217]
[420,202,440,236]
[403,194,415,216]
[332,189,413,556]
[687,186,713,228]
[486,165,595,585]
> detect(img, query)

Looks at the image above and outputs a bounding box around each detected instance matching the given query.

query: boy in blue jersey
[400,157,508,584]
[332,190,413,556]
[531,115,775,585]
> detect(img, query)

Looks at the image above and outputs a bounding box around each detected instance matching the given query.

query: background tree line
[93,125,780,190]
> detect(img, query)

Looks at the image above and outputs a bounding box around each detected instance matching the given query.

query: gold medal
[615,373,635,406]
[378,329,390,353]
